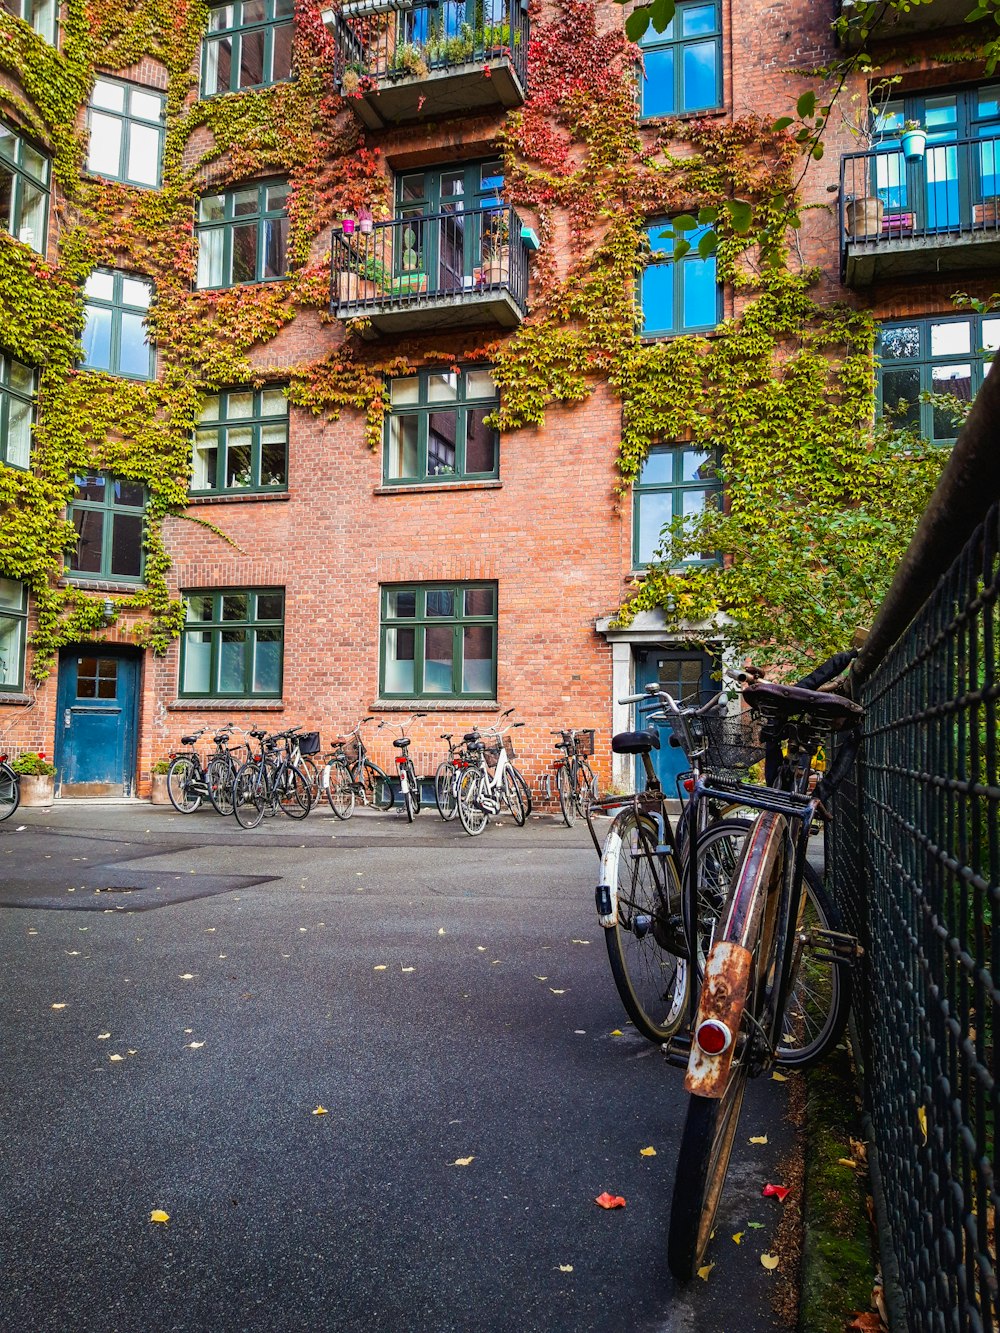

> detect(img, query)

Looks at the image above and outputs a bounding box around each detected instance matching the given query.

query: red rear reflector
[695,1019,732,1056]
[395,757,406,765]
[683,778,695,793]
[0,754,7,763]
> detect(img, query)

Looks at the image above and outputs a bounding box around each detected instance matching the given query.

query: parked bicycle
[378,713,427,822]
[433,732,470,821]
[322,717,394,819]
[232,727,312,828]
[166,724,244,815]
[548,727,596,827]
[456,715,526,836]
[0,752,20,821]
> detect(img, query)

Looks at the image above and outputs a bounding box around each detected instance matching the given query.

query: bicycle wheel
[574,761,594,818]
[232,762,265,830]
[298,755,319,797]
[401,760,418,823]
[510,765,533,817]
[501,768,526,826]
[277,767,311,819]
[602,810,689,1043]
[166,755,202,813]
[0,762,20,821]
[775,865,852,1070]
[434,761,458,821]
[364,761,394,810]
[207,755,237,816]
[682,819,753,980]
[325,759,355,819]
[457,768,488,837]
[557,762,576,827]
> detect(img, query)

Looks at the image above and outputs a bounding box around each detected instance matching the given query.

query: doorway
[633,647,718,796]
[55,647,141,797]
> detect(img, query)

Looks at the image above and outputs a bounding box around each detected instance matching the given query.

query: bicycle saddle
[463,732,479,743]
[393,737,410,749]
[611,728,661,755]
[743,680,863,727]
[180,734,198,745]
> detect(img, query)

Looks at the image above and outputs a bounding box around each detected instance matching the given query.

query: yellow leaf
[640,1146,656,1157]
[761,1253,779,1270]
[535,976,548,981]
[917,1105,928,1144]
[401,966,415,974]
[771,1072,787,1082]
[452,1156,474,1166]
[109,1054,124,1062]
[312,1106,328,1116]
[187,1041,205,1049]
[127,1049,137,1056]
[749,1135,768,1145]
[697,1263,714,1281]
[732,1232,743,1245]
[571,939,590,945]
[149,1209,170,1224]
[557,1264,573,1273]
[838,1158,857,1168]
[97,1032,111,1040]
[178,973,196,980]
[438,928,446,935]
[51,1003,67,1010]
[610,1029,623,1037]
[477,946,486,952]
[373,965,387,971]
[550,988,565,995]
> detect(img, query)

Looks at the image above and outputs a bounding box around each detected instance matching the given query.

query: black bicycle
[232,728,312,829]
[379,712,426,822]
[323,717,394,819]
[166,724,243,815]
[550,727,596,826]
[0,752,20,821]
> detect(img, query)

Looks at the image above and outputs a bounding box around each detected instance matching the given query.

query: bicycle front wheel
[557,762,576,827]
[501,768,526,826]
[166,755,202,813]
[0,762,20,821]
[325,760,355,819]
[434,761,458,821]
[207,755,236,816]
[776,865,852,1069]
[457,768,488,837]
[401,760,418,822]
[602,810,689,1042]
[364,762,394,810]
[232,762,265,830]
[510,765,533,817]
[277,767,312,819]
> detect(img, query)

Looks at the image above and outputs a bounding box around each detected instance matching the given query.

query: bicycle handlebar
[795,649,858,692]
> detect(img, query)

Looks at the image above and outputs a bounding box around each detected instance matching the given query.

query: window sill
[187,492,290,506]
[639,107,727,126]
[372,699,499,712]
[0,691,31,706]
[61,577,146,593]
[374,480,502,496]
[167,698,285,711]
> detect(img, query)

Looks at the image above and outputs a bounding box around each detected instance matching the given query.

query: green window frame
[80,269,156,380]
[0,350,34,469]
[641,220,720,337]
[66,473,147,583]
[180,589,284,699]
[202,0,294,97]
[196,178,290,289]
[86,77,165,189]
[877,313,1000,445]
[384,366,499,485]
[380,583,497,700]
[191,386,289,494]
[633,443,720,568]
[0,118,49,255]
[637,0,722,120]
[0,577,27,693]
[0,0,57,45]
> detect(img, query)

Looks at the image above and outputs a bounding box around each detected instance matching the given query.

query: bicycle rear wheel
[277,767,311,819]
[602,810,688,1042]
[557,762,576,827]
[207,755,236,816]
[166,755,202,813]
[501,768,526,826]
[434,761,458,821]
[232,762,265,829]
[510,765,532,817]
[325,759,355,819]
[457,768,488,836]
[776,865,852,1069]
[364,761,394,810]
[401,759,418,823]
[0,762,20,821]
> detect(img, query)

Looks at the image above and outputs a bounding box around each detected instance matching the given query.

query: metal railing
[828,360,1000,1332]
[330,203,529,316]
[333,0,528,88]
[840,135,1000,247]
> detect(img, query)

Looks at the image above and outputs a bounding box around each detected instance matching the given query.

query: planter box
[974,197,1000,227]
[19,774,54,806]
[150,773,171,805]
[845,197,885,240]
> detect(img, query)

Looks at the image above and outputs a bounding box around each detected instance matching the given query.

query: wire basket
[503,734,516,761]
[574,728,595,757]
[337,739,359,764]
[668,711,769,775]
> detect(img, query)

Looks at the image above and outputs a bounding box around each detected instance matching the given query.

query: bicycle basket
[503,735,516,761]
[337,739,359,764]
[667,711,768,775]
[574,728,595,757]
[298,731,321,756]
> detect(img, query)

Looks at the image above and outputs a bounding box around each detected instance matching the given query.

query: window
[633,444,720,567]
[81,270,155,379]
[192,386,288,493]
[641,221,720,336]
[395,161,505,290]
[877,314,1000,444]
[202,0,294,97]
[385,367,498,485]
[0,351,34,469]
[381,583,497,699]
[180,589,284,698]
[196,179,289,288]
[0,120,49,255]
[86,78,165,188]
[67,474,146,582]
[638,0,721,120]
[0,0,58,45]
[0,578,27,692]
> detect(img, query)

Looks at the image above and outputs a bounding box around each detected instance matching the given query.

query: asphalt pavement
[0,800,801,1333]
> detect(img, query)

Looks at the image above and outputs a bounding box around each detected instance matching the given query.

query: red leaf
[847,1315,883,1331]
[594,1192,626,1209]
[762,1183,790,1202]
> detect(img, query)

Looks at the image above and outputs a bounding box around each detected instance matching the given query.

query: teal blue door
[55,649,140,796]
[633,649,716,796]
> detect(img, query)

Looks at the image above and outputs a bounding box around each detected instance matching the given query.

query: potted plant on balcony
[12,751,56,805]
[839,78,900,239]
[391,43,428,77]
[480,212,510,284]
[901,120,927,161]
[358,206,374,235]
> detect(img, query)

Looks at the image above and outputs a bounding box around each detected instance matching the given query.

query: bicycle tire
[364,761,394,811]
[0,762,20,821]
[775,864,852,1069]
[277,766,311,819]
[501,768,526,826]
[325,759,355,819]
[298,755,320,797]
[232,761,265,830]
[510,765,533,816]
[457,768,488,837]
[682,819,754,982]
[207,754,237,816]
[434,760,458,821]
[557,762,576,827]
[575,760,594,818]
[401,760,417,823]
[166,754,203,813]
[602,810,689,1042]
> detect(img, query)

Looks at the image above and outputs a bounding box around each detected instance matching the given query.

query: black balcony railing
[840,135,1000,283]
[333,0,528,93]
[330,202,529,332]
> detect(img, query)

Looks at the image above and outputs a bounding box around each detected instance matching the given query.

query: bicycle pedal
[809,928,864,962]
[655,844,673,857]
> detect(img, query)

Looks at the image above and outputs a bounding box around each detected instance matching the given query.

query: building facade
[0,0,994,798]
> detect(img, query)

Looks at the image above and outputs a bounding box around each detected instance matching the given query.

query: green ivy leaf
[649,0,676,34]
[796,90,817,119]
[772,116,794,132]
[697,230,718,259]
[672,213,698,231]
[811,141,825,160]
[698,206,719,224]
[726,199,753,234]
[624,8,652,40]
[672,238,691,260]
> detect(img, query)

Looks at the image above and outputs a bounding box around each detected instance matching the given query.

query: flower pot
[337,272,378,303]
[150,773,171,805]
[19,774,53,806]
[342,218,356,236]
[482,245,510,284]
[359,218,374,235]
[901,128,927,161]
[974,196,1000,227]
[845,196,884,239]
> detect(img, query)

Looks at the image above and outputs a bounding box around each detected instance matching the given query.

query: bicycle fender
[596,823,623,927]
[683,940,752,1099]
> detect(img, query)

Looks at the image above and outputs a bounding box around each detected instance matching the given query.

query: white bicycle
[456,716,527,836]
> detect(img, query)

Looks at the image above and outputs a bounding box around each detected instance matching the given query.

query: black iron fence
[829,362,1000,1331]
[330,202,529,315]
[332,0,529,88]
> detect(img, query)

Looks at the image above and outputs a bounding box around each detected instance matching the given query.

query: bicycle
[166,724,243,815]
[232,728,312,829]
[456,716,526,836]
[434,732,470,821]
[651,650,864,1280]
[549,727,596,827]
[0,752,20,821]
[321,717,394,819]
[378,713,426,822]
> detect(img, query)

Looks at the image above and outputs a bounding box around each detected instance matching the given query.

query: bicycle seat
[611,728,661,755]
[180,734,198,745]
[463,732,479,743]
[743,681,864,727]
[393,737,410,749]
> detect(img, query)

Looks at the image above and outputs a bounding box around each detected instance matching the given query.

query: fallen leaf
[65,950,81,957]
[570,939,590,945]
[535,975,548,981]
[438,928,446,935]
[771,1071,787,1082]
[401,966,415,974]
[639,1146,656,1157]
[847,1315,883,1331]
[127,1049,137,1056]
[762,1184,790,1202]
[557,1264,573,1273]
[838,1157,858,1168]
[761,1253,779,1270]
[476,946,486,952]
[178,973,196,981]
[373,965,387,971]
[550,988,565,995]
[574,1029,586,1035]
[917,1105,928,1145]
[610,1029,623,1037]
[187,1041,205,1049]
[149,1209,170,1224]
[50,1003,67,1010]
[97,1032,111,1040]
[594,1192,626,1209]
[109,1054,124,1062]
[452,1156,474,1166]
[749,1135,768,1145]
[697,1262,714,1281]
[312,1106,328,1116]
[732,1231,743,1245]
[747,1221,765,1230]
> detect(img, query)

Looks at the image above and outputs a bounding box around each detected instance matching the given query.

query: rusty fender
[683,941,752,1097]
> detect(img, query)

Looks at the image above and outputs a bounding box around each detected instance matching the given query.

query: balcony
[837,0,974,48]
[330,203,529,337]
[840,136,1000,287]
[328,0,528,129]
